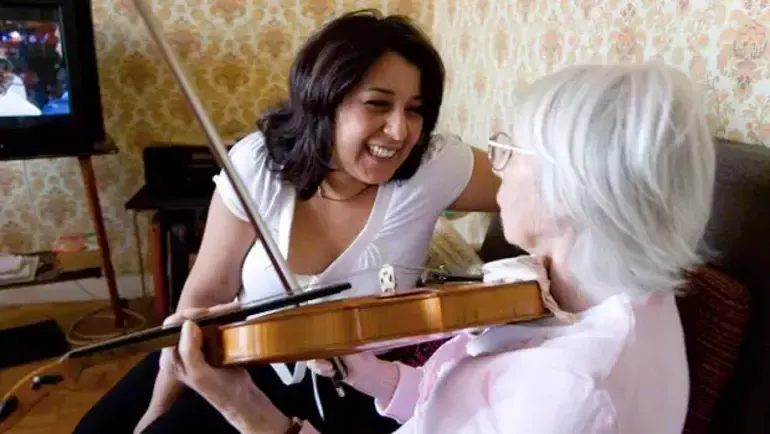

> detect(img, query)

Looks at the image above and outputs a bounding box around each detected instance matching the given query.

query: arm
[175,192,256,310]
[136,192,257,428]
[449,146,500,212]
[308,354,424,424]
[416,354,615,434]
[371,362,424,423]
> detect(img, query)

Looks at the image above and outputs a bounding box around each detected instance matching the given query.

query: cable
[64,304,147,345]
[64,212,151,346]
[20,159,151,347]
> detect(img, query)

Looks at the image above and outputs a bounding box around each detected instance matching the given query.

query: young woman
[158,62,716,433]
[74,9,499,434]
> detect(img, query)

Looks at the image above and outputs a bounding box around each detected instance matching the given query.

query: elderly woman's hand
[164,316,293,433]
[307,352,400,403]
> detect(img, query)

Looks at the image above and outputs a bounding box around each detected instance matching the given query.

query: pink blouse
[299,256,690,433]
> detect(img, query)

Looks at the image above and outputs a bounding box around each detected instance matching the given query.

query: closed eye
[364,100,390,109]
[364,100,423,115]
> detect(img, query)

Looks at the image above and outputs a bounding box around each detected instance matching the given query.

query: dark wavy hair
[257,9,445,200]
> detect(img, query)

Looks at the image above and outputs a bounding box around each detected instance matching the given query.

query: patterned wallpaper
[433,0,770,148]
[1,0,768,278]
[0,0,434,275]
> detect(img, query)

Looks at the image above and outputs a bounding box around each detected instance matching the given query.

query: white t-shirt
[213,130,474,305]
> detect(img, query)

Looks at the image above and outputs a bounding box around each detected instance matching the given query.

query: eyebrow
[368,86,394,95]
[366,86,422,101]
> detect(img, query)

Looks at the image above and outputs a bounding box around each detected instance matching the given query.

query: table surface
[125,184,212,211]
[0,251,102,292]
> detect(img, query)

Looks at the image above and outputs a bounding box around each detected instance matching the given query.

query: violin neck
[63,282,352,368]
[66,324,181,366]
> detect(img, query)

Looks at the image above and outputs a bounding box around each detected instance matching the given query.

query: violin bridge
[378,264,396,295]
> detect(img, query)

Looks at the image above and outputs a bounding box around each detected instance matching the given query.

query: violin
[0,2,552,431]
[0,276,547,432]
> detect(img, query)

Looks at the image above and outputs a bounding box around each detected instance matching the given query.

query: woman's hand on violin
[161,300,240,327]
[157,300,242,397]
[160,311,293,433]
[307,353,400,403]
[134,302,244,433]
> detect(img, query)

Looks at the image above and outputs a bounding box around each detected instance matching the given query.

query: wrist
[348,358,399,401]
[217,379,293,434]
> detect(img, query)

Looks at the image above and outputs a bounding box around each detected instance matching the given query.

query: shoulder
[220,129,284,188]
[418,132,473,170]
[387,132,474,209]
[226,130,268,173]
[213,130,286,221]
[422,350,617,433]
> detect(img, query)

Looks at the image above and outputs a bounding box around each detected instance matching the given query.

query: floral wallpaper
[433,0,770,148]
[0,0,434,275]
[0,0,767,278]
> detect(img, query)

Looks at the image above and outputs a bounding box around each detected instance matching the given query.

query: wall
[0,0,434,277]
[432,0,770,149]
[2,0,768,282]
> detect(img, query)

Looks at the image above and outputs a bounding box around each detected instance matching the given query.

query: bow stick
[130,0,353,403]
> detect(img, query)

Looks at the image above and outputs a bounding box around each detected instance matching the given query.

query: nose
[384,110,408,141]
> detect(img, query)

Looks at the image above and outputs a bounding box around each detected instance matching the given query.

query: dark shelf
[0,251,102,292]
[125,184,212,211]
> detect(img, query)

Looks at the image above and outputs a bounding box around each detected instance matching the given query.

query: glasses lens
[488,132,512,170]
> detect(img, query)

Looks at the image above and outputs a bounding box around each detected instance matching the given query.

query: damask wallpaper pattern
[0,0,434,274]
[433,0,770,148]
[0,0,767,278]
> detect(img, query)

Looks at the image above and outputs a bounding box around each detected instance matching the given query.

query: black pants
[73,351,401,434]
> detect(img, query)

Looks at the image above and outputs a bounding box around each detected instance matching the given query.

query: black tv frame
[0,0,109,162]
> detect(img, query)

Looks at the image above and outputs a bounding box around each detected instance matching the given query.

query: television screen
[0,6,68,118]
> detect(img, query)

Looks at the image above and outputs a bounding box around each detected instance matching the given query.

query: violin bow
[133,0,299,295]
[130,0,352,404]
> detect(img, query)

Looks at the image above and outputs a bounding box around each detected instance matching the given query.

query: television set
[0,0,107,161]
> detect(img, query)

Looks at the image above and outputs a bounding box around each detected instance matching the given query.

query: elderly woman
[161,61,715,433]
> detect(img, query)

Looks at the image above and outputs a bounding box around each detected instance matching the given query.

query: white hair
[509,61,716,300]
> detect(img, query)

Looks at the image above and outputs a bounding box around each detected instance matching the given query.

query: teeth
[367,145,396,159]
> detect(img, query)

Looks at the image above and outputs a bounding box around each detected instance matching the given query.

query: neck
[540,235,595,314]
[320,170,372,201]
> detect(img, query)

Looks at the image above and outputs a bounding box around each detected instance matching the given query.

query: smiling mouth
[367,144,397,159]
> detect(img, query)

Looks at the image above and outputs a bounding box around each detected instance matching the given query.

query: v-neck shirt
[212,130,475,306]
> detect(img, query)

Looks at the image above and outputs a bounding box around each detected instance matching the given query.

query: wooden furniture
[76,153,124,328]
[125,189,209,320]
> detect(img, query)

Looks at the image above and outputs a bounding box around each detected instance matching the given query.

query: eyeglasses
[487,132,534,171]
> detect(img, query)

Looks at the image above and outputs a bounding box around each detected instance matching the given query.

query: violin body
[203,279,548,367]
[0,279,548,433]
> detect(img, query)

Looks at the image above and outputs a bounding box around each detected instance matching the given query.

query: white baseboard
[0,274,154,306]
